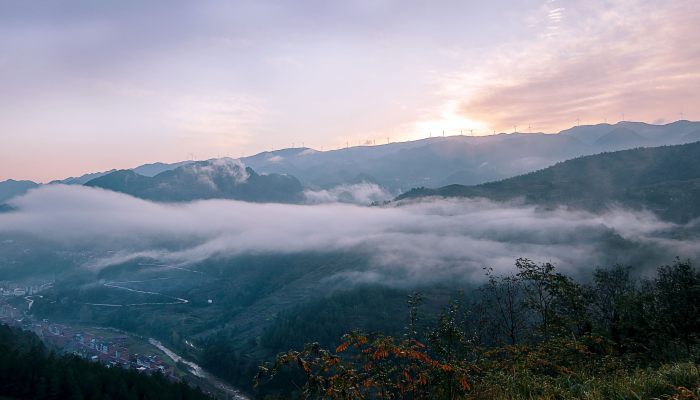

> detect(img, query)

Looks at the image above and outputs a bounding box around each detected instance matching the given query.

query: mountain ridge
[3,120,700,203]
[396,141,700,223]
[85,158,304,203]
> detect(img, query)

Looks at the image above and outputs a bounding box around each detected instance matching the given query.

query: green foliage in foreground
[0,324,211,400]
[255,259,700,399]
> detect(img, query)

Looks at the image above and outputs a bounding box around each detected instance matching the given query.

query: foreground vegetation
[0,324,211,400]
[255,259,700,399]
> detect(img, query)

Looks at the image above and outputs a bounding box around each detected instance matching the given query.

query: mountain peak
[594,126,649,148]
[85,160,303,203]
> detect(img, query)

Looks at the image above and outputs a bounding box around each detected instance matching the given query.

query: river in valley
[150,339,249,400]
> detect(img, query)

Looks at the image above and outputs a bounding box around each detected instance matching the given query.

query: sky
[1,0,699,182]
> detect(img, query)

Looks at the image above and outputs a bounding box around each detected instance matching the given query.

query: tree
[652,259,700,356]
[479,268,529,345]
[591,265,635,333]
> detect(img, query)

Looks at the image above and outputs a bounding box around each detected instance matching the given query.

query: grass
[468,363,700,400]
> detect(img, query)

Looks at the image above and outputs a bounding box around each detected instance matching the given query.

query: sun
[412,110,489,139]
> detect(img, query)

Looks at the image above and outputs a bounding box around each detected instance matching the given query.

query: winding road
[83,278,190,307]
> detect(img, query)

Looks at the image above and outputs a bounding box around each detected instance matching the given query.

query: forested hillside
[255,259,700,399]
[399,141,700,222]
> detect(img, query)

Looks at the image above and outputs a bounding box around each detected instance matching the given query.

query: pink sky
[1,0,698,182]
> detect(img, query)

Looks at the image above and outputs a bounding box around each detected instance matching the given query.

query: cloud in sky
[1,185,698,285]
[0,0,698,181]
[452,0,700,132]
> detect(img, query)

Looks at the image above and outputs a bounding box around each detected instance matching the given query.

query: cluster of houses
[0,280,53,297]
[0,299,240,399]
[0,311,178,379]
[36,321,177,377]
[0,284,185,383]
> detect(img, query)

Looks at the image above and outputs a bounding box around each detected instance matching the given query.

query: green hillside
[398,142,700,222]
[256,259,700,399]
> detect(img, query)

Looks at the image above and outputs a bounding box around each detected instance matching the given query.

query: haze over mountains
[1,121,699,205]
[3,129,700,283]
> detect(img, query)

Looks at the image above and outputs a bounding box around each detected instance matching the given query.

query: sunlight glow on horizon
[1,0,699,182]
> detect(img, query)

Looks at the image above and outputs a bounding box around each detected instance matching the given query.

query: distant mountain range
[558,120,700,146]
[1,120,699,203]
[240,121,700,191]
[51,160,195,185]
[398,141,700,223]
[85,158,304,203]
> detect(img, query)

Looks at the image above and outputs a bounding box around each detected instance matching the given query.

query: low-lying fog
[1,185,698,284]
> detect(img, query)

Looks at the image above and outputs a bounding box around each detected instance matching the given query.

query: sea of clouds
[1,184,698,285]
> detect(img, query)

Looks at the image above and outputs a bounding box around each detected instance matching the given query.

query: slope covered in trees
[0,324,211,400]
[256,259,700,399]
[398,142,700,223]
